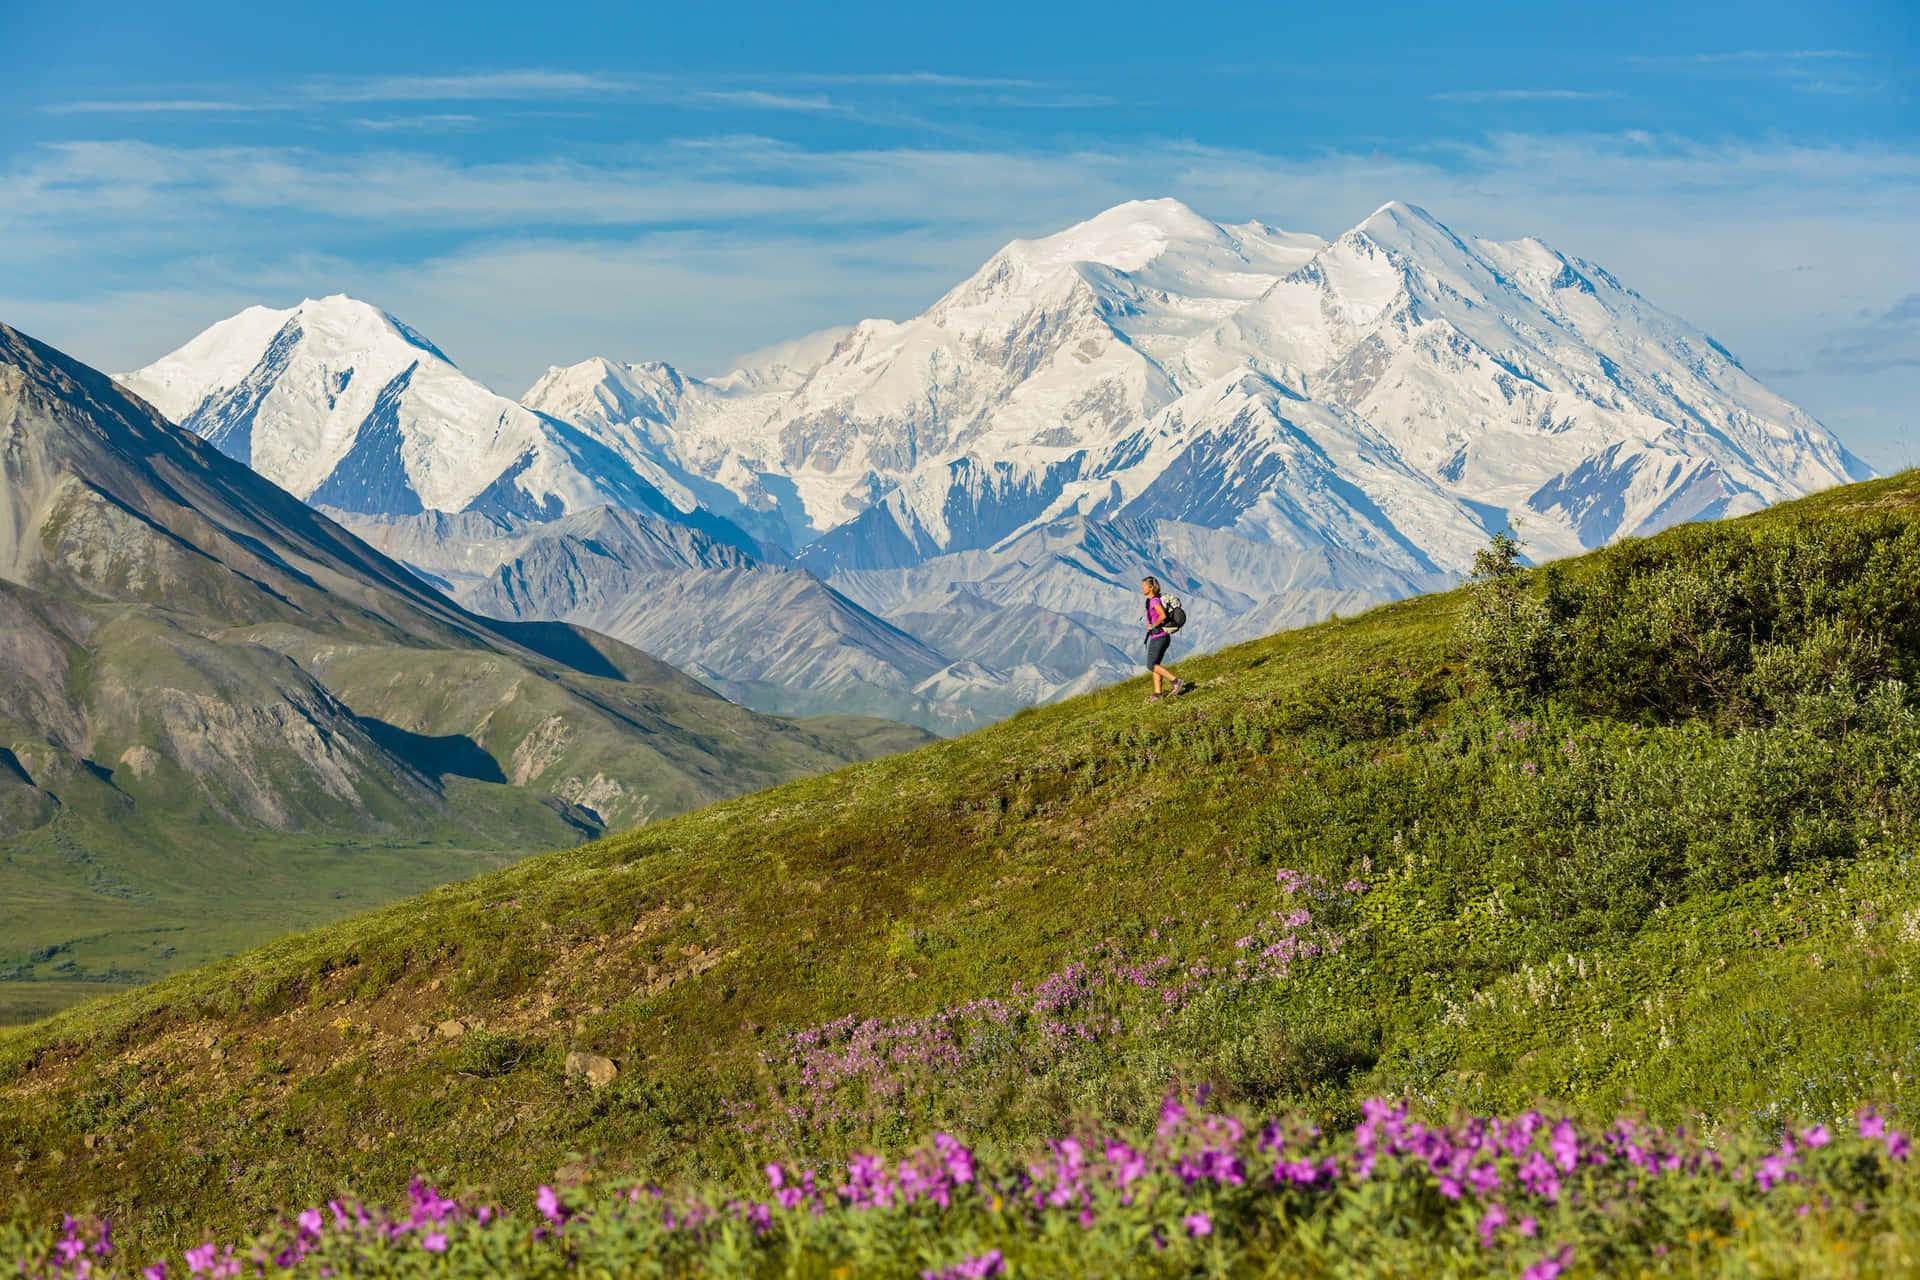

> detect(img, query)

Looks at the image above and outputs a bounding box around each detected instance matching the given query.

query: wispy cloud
[795,72,1044,89]
[39,67,1071,118]
[44,98,293,115]
[1814,293,1920,375]
[1631,49,1866,65]
[4,130,1915,463]
[306,70,639,103]
[688,90,844,113]
[350,114,486,132]
[1431,89,1621,103]
[1626,48,1887,97]
[1789,78,1889,98]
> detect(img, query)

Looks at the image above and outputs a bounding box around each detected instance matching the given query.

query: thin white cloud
[43,98,294,115]
[1791,78,1889,98]
[794,72,1045,89]
[689,90,845,113]
[1624,48,1887,97]
[1431,89,1621,103]
[40,67,1071,117]
[305,69,639,102]
[1628,49,1866,65]
[350,114,485,132]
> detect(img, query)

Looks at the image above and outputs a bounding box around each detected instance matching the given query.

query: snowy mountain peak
[1332,202,1475,287]
[1356,199,1450,238]
[990,198,1325,297]
[1002,197,1235,274]
[116,297,762,537]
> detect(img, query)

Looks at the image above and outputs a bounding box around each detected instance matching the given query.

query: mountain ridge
[121,200,1870,726]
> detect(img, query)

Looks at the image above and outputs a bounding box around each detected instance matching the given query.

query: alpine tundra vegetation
[7,469,1920,1275]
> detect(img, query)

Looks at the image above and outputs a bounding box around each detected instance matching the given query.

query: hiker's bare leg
[1152,664,1176,693]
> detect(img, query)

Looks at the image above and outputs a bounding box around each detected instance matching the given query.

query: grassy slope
[0,597,931,1014]
[6,474,1920,1255]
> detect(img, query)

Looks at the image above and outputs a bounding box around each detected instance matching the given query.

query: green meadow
[7,473,1920,1275]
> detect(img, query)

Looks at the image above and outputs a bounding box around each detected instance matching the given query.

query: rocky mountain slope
[330,505,1138,732]
[126,200,1869,725]
[335,505,1008,733]
[0,322,925,1013]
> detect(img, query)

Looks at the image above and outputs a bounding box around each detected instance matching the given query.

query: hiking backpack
[1162,597,1187,632]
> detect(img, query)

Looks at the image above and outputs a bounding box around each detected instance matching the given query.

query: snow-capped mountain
[117,295,762,550]
[521,200,1864,573]
[124,201,1870,730]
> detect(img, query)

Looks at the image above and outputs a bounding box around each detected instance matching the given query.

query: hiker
[1141,576,1189,702]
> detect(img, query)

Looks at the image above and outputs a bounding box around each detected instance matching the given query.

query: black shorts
[1145,633,1171,668]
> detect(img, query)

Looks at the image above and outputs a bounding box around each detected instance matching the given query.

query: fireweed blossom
[740,872,1369,1143]
[920,1249,1006,1280]
[10,1100,1916,1277]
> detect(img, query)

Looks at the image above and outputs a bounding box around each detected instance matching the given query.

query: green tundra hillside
[7,471,1920,1262]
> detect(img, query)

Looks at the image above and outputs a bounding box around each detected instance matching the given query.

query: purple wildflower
[1521,1244,1574,1280]
[921,1249,1006,1280]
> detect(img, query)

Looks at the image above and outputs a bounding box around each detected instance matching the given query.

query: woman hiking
[1141,576,1188,702]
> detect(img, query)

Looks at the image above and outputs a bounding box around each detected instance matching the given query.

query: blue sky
[3,0,1916,466]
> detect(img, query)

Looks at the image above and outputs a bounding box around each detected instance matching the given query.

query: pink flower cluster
[14,1098,1913,1278]
[34,1179,494,1278]
[739,872,1365,1141]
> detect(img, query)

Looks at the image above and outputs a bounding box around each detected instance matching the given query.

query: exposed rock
[118,745,162,780]
[435,1019,465,1040]
[564,1051,618,1089]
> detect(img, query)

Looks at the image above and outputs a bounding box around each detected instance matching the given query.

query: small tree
[1460,528,1564,698]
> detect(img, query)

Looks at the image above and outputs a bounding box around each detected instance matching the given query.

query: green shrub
[1459,529,1567,699]
[451,1030,546,1079]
